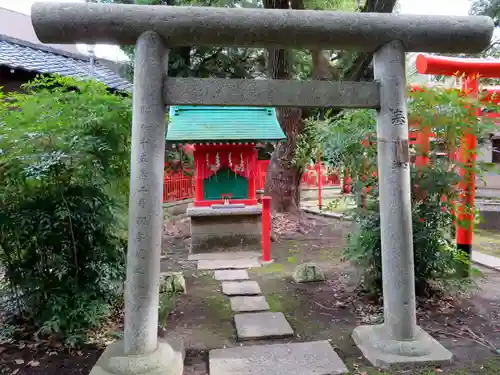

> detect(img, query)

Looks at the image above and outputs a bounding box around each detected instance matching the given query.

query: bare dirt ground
[1,213,499,375]
[160,214,500,375]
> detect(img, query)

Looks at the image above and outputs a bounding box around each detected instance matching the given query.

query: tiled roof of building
[0,36,132,92]
[166,106,286,143]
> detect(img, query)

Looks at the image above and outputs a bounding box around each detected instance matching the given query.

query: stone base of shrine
[89,337,184,375]
[352,324,453,369]
[187,205,262,253]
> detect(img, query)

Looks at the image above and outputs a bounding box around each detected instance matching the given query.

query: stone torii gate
[31,2,493,374]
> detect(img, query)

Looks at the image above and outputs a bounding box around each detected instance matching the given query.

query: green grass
[348,358,500,375]
[251,262,286,274]
[322,197,357,213]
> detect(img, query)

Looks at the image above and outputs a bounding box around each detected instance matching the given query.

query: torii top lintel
[416,54,500,78]
[31,2,493,54]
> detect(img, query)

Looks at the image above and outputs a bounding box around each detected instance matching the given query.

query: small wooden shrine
[166,106,285,253]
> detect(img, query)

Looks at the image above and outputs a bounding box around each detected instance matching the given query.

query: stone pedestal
[89,338,184,375]
[187,204,262,253]
[352,325,452,369]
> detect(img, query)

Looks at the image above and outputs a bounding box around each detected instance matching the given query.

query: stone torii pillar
[30,2,493,373]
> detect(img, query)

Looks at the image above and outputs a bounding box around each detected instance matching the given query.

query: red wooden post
[316,161,323,210]
[194,149,204,205]
[248,148,258,202]
[361,136,370,209]
[415,125,430,168]
[343,168,352,194]
[261,196,272,263]
[457,75,479,276]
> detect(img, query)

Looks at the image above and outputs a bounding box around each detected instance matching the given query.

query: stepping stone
[188,251,261,261]
[222,281,261,296]
[230,296,270,312]
[197,258,261,270]
[214,269,249,281]
[234,312,294,340]
[209,340,349,375]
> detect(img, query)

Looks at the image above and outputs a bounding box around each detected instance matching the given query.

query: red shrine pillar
[343,168,352,194]
[316,161,323,210]
[248,148,258,203]
[261,196,272,263]
[415,125,430,169]
[457,75,479,276]
[194,148,204,205]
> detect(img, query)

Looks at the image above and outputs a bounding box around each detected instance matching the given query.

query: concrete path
[197,258,261,270]
[472,250,500,271]
[210,341,349,375]
[191,252,349,374]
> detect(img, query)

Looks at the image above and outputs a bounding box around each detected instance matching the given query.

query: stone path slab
[234,312,293,340]
[188,251,261,261]
[198,258,261,270]
[214,269,249,281]
[230,296,270,312]
[222,281,261,296]
[209,340,348,375]
[472,250,500,271]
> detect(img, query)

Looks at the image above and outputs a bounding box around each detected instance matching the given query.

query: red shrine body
[192,143,258,207]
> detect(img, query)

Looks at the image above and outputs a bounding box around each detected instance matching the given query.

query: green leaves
[336,85,492,297]
[0,75,131,345]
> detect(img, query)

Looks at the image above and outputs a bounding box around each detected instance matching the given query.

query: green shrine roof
[165,106,286,143]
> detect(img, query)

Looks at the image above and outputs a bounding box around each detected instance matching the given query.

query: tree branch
[342,0,398,81]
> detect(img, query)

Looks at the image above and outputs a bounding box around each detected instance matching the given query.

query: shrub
[344,164,470,297]
[0,75,132,344]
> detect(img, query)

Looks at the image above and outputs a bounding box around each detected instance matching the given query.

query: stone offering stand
[30,2,494,374]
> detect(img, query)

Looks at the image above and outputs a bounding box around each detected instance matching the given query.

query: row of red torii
[342,53,500,269]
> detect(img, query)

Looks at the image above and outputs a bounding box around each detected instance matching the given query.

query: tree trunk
[265,107,304,213]
[263,0,304,213]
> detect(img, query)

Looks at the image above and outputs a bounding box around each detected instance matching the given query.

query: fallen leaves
[13,358,40,367]
[272,212,314,237]
[27,360,40,367]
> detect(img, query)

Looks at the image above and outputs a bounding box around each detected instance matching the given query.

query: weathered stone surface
[189,209,262,253]
[214,269,250,281]
[188,251,261,261]
[89,337,184,375]
[165,78,380,109]
[222,281,261,296]
[292,263,325,283]
[159,272,186,294]
[32,3,494,54]
[123,31,167,355]
[230,296,270,312]
[198,258,261,270]
[209,340,348,375]
[373,40,417,343]
[187,205,262,217]
[234,312,293,340]
[352,324,453,369]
